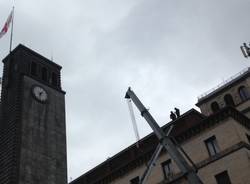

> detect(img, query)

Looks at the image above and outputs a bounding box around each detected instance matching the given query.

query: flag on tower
[0,9,14,39]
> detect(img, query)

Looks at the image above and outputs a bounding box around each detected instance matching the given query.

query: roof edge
[2,44,62,69]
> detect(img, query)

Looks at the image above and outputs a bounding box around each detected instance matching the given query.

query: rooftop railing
[197,67,250,101]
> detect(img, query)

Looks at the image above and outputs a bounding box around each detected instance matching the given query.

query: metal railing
[198,67,250,101]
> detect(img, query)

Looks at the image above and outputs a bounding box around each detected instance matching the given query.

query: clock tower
[0,44,67,184]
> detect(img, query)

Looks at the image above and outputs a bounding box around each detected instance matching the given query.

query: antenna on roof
[240,42,250,58]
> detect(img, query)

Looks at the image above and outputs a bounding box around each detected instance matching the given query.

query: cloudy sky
[1,0,250,181]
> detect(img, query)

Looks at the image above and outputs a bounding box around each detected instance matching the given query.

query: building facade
[0,44,67,184]
[71,68,250,184]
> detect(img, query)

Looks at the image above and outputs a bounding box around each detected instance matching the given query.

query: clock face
[32,86,48,102]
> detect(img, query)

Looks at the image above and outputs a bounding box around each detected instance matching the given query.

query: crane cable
[127,98,140,147]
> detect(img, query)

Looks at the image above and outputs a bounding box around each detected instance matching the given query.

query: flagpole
[9,6,14,53]
[7,7,14,88]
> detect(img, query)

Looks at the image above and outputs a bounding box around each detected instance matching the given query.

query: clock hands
[39,91,43,97]
[32,86,48,102]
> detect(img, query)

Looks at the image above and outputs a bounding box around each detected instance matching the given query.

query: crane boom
[125,88,203,184]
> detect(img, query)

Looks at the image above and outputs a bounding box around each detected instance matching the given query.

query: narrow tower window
[52,72,58,86]
[238,86,249,101]
[30,62,37,76]
[224,94,235,107]
[211,102,220,113]
[42,67,48,81]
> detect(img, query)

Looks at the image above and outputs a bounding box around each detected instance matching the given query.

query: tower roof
[2,44,62,70]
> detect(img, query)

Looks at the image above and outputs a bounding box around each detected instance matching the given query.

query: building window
[246,133,250,143]
[215,171,231,184]
[238,86,249,101]
[30,62,37,76]
[51,72,58,86]
[162,159,173,179]
[42,67,48,81]
[204,136,219,156]
[130,176,139,184]
[211,102,220,113]
[224,94,235,107]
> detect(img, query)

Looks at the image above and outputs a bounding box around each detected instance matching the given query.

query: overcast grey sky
[1,0,250,181]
